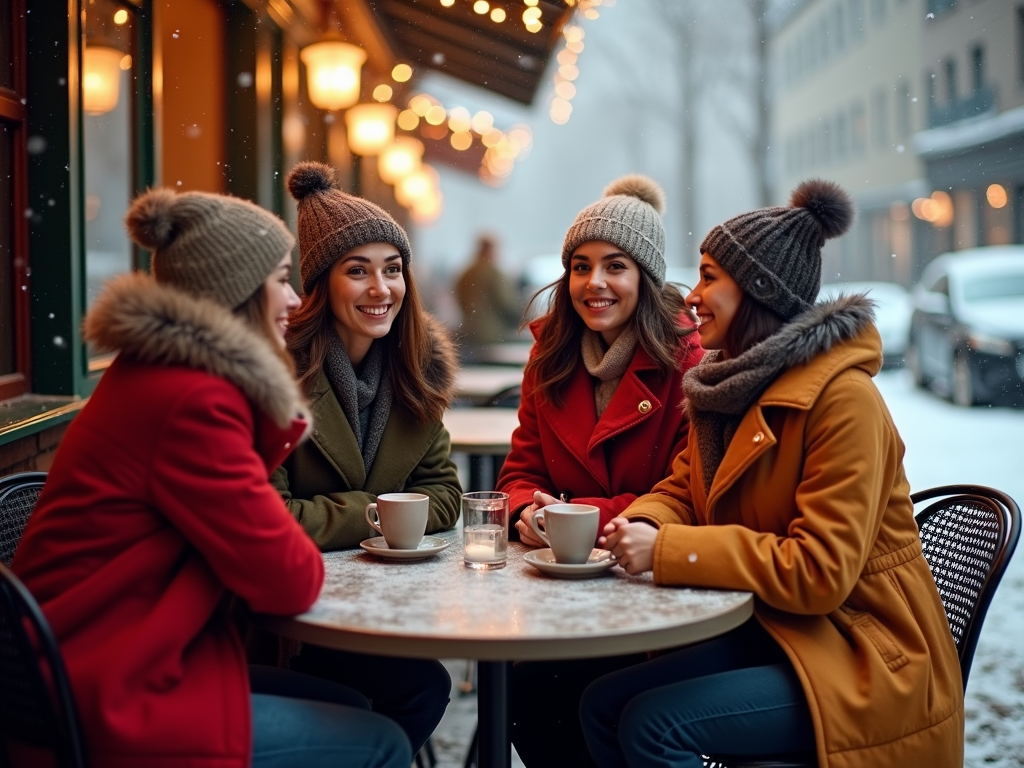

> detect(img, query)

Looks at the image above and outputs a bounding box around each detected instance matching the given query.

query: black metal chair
[0,472,47,567]
[0,561,89,768]
[704,483,1021,768]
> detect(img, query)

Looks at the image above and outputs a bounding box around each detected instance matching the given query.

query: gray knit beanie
[125,188,294,310]
[699,179,854,320]
[287,162,412,293]
[562,175,667,287]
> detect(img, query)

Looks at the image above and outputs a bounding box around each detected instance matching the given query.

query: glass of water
[462,491,510,570]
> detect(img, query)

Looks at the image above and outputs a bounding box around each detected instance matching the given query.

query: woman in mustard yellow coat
[580,180,963,768]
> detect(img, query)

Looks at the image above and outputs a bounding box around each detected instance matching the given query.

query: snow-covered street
[874,369,1024,768]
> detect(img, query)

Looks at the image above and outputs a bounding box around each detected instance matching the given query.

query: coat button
[284,442,291,450]
[753,431,764,443]
[638,399,652,413]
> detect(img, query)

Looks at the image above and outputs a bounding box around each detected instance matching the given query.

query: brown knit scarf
[581,325,638,416]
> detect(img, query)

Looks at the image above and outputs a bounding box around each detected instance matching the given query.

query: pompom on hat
[699,178,854,320]
[286,161,412,293]
[562,174,668,287]
[125,188,294,310]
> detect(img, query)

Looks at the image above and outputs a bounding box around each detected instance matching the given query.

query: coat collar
[84,272,311,432]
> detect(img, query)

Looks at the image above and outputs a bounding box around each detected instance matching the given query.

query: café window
[83,0,137,363]
[1,0,29,400]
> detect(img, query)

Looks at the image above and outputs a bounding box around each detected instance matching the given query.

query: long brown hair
[286,262,451,423]
[233,285,296,374]
[524,268,696,408]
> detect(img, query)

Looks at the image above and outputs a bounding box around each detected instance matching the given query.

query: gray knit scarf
[683,294,875,494]
[581,325,638,416]
[324,333,392,472]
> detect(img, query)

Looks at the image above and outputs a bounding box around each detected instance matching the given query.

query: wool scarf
[324,333,392,472]
[683,336,792,494]
[581,325,638,417]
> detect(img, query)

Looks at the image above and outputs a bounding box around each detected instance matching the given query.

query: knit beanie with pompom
[561,174,668,287]
[124,188,294,310]
[286,161,412,294]
[699,178,854,320]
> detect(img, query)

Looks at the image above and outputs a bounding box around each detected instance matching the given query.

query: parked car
[818,281,912,368]
[907,246,1024,407]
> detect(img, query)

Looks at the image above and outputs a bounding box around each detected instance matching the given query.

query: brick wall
[0,423,70,476]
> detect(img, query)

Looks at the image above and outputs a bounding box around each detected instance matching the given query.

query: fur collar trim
[85,273,310,430]
[419,313,459,408]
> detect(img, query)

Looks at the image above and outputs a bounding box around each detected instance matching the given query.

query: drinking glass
[462,491,510,570]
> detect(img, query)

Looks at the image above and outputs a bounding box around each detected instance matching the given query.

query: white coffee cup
[365,493,429,550]
[530,503,600,564]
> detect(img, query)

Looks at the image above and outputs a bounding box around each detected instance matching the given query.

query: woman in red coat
[11,189,410,768]
[496,175,703,768]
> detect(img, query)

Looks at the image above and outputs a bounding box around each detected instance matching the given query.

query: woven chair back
[0,472,47,566]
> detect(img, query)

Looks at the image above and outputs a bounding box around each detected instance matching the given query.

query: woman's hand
[601,517,658,575]
[514,490,561,548]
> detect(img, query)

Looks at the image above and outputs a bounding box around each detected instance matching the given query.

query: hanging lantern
[300,41,366,111]
[395,164,439,208]
[345,103,397,156]
[377,137,425,184]
[83,46,123,115]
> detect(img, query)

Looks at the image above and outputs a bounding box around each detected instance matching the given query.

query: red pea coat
[497,318,704,532]
[12,274,323,768]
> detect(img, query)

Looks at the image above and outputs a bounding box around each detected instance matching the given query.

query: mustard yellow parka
[624,300,963,768]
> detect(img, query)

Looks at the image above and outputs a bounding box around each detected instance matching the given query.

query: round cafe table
[261,529,753,768]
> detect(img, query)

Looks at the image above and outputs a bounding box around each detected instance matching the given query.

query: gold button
[638,399,652,413]
[753,432,764,443]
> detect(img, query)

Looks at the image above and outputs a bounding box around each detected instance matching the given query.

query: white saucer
[523,548,617,579]
[359,536,450,561]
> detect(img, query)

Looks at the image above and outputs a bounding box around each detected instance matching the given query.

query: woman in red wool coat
[496,175,703,768]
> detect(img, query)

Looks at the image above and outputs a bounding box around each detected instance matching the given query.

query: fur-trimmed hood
[418,312,459,409]
[85,272,310,430]
[756,291,875,370]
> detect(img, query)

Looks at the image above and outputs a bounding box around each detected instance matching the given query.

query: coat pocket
[837,604,909,672]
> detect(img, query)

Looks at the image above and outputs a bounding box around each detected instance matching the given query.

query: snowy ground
[430,369,1024,767]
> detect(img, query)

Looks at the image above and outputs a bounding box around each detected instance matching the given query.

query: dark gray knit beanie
[287,161,412,293]
[562,175,667,287]
[699,179,854,320]
[125,188,294,310]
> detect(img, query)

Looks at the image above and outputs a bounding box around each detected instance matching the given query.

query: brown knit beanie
[699,179,854,320]
[286,162,412,293]
[125,188,294,310]
[562,175,667,287]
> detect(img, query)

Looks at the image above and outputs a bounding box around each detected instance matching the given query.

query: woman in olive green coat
[272,161,461,755]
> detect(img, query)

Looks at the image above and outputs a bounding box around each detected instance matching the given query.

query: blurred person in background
[497,175,704,768]
[583,180,963,768]
[11,189,411,768]
[455,233,522,346]
[274,161,460,755]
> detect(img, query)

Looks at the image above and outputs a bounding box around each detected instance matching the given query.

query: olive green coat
[272,364,462,551]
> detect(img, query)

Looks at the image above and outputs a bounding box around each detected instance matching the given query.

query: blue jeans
[579,620,815,768]
[249,665,411,768]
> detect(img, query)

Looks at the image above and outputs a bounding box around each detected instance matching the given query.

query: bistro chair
[0,561,89,768]
[0,472,47,567]
[704,483,1021,768]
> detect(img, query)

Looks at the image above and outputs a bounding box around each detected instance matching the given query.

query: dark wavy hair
[285,263,450,423]
[524,268,697,408]
[723,295,786,358]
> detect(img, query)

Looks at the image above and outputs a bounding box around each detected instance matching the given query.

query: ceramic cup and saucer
[523,503,618,579]
[360,493,449,561]
[523,547,617,579]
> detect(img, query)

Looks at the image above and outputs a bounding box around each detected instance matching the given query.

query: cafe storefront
[0,0,572,474]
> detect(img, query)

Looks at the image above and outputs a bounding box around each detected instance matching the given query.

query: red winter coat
[497,318,704,532]
[11,274,324,768]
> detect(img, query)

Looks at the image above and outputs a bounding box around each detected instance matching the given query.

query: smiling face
[686,252,744,357]
[568,240,641,346]
[328,242,406,366]
[263,252,301,347]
